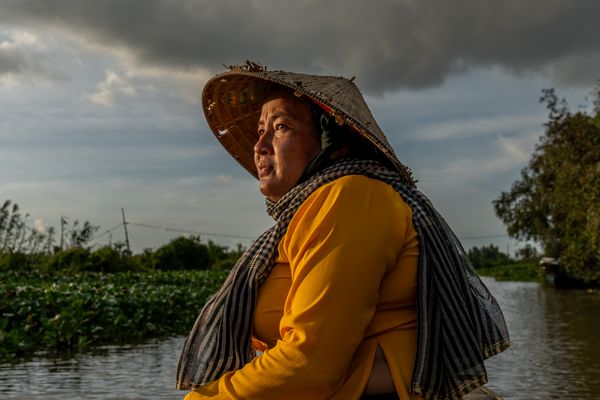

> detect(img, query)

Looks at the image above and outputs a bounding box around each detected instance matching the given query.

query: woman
[176,62,510,399]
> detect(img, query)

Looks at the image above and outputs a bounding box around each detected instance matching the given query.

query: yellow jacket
[186,175,420,399]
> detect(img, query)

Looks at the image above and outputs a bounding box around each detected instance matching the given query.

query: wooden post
[121,208,131,255]
[59,215,66,250]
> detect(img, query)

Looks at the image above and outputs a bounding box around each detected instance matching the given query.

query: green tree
[493,86,600,284]
[44,247,92,272]
[467,244,512,270]
[206,240,245,270]
[0,200,43,253]
[0,200,54,270]
[515,244,540,263]
[152,236,212,270]
[59,217,99,250]
[88,245,138,273]
[1,199,102,271]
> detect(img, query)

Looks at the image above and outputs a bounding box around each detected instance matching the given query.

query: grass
[475,261,541,282]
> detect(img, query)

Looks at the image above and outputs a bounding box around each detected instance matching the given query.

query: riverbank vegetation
[0,268,228,360]
[474,261,540,282]
[494,86,600,286]
[467,244,541,282]
[0,200,239,361]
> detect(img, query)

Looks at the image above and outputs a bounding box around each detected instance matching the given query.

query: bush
[0,252,32,271]
[40,246,141,274]
[152,236,211,270]
[43,247,92,272]
[87,246,139,273]
[2,237,245,274]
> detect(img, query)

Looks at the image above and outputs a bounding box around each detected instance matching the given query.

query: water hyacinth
[0,269,227,359]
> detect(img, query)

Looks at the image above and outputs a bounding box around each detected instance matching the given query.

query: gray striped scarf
[176,159,510,400]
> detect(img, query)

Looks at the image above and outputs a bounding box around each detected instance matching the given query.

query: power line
[129,234,146,253]
[31,214,510,244]
[458,234,509,240]
[92,216,508,246]
[126,221,256,241]
[92,223,124,241]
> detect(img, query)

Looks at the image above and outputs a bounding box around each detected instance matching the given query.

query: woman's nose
[254,130,272,154]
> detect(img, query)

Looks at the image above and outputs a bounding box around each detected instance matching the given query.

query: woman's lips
[257,163,272,177]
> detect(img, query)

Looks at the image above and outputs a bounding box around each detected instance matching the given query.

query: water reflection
[0,337,185,400]
[1,279,599,399]
[483,278,600,400]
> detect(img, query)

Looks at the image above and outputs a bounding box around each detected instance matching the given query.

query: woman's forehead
[259,91,313,121]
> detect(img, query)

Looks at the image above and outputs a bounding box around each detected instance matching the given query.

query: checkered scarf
[176,159,510,400]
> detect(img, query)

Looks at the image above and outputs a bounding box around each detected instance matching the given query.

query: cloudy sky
[1,0,599,254]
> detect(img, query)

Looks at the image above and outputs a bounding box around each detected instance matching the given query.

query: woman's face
[254,91,322,202]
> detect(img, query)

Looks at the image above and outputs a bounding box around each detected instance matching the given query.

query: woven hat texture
[202,61,415,186]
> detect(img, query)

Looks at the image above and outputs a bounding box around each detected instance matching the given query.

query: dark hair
[308,102,394,166]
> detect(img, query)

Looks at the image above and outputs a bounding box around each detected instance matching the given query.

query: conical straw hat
[202,61,415,187]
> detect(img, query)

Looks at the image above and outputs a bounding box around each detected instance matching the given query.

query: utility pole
[121,208,131,255]
[59,215,66,251]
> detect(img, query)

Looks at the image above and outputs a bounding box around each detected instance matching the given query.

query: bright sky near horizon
[1,1,599,255]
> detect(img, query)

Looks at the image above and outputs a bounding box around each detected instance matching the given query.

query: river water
[1,278,599,399]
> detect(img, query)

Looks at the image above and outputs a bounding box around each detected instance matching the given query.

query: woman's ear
[319,113,345,151]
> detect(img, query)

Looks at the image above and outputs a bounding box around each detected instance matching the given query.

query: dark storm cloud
[0,44,25,75]
[0,32,68,82]
[1,0,599,94]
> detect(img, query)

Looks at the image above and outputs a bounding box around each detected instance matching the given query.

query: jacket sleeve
[185,176,410,400]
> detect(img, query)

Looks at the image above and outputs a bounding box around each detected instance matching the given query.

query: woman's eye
[257,128,265,136]
[275,124,286,131]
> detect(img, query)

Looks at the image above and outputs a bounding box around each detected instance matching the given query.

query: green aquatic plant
[0,269,227,359]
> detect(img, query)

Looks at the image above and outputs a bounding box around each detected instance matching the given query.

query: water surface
[0,337,184,399]
[483,278,600,399]
[1,278,599,399]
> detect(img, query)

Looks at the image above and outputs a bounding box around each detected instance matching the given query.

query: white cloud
[115,57,212,105]
[216,175,233,184]
[419,129,541,188]
[34,218,46,233]
[88,69,137,106]
[408,113,545,142]
[0,72,19,87]
[10,30,40,47]
[496,131,539,164]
